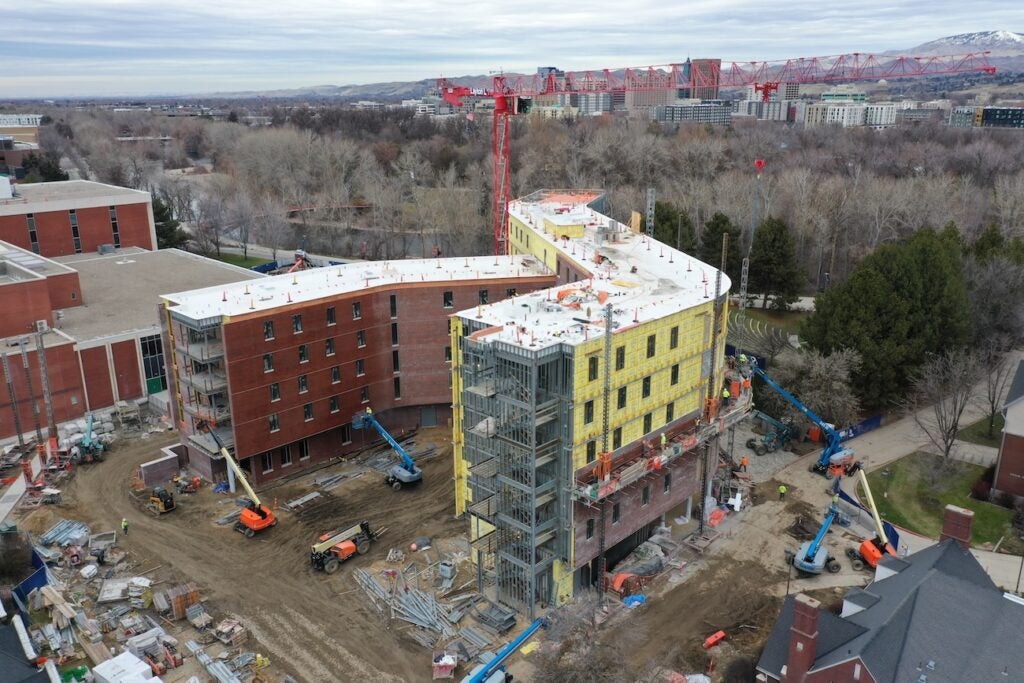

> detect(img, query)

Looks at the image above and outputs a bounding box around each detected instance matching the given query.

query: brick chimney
[782,594,820,683]
[939,504,974,550]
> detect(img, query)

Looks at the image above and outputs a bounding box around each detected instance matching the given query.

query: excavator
[196,421,278,538]
[352,409,423,490]
[309,521,385,574]
[846,465,897,570]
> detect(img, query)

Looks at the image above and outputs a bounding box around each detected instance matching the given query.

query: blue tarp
[623,594,647,608]
[250,261,279,273]
[13,550,49,610]
[838,414,883,441]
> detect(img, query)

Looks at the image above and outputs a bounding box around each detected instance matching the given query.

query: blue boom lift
[461,618,545,683]
[751,365,858,478]
[791,509,842,574]
[352,409,423,490]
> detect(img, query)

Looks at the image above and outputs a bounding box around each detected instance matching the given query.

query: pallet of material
[165,582,200,620]
[682,530,721,554]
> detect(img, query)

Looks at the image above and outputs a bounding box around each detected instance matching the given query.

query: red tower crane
[439,50,996,256]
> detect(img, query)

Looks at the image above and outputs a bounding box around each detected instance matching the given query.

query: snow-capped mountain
[903,30,1024,57]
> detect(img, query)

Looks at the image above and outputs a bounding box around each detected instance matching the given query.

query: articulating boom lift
[352,409,423,490]
[196,421,277,537]
[792,509,842,575]
[847,466,896,570]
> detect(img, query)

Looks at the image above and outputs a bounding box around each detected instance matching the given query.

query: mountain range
[203,30,1024,100]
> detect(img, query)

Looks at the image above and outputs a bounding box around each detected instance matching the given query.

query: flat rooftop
[461,189,729,350]
[0,180,149,213]
[57,249,263,343]
[162,255,551,322]
[0,241,76,282]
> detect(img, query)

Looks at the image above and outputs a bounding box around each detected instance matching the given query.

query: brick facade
[995,432,1024,498]
[0,278,52,338]
[0,196,154,257]
[0,340,85,437]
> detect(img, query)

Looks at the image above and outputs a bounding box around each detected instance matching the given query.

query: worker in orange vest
[740,455,749,472]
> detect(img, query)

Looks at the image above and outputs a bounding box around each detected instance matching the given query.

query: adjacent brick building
[0,180,156,257]
[993,360,1024,499]
[161,257,554,485]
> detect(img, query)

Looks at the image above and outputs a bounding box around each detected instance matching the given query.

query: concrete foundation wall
[140,448,184,486]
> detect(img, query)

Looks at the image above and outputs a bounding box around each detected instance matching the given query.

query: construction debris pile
[8,517,270,683]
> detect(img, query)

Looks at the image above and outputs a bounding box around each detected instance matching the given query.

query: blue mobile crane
[751,365,858,478]
[352,409,423,490]
[790,509,842,574]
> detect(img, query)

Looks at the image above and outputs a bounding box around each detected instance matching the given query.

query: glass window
[360,386,370,403]
[298,375,308,393]
[506,288,517,297]
[356,330,366,347]
[643,412,652,434]
[140,334,166,392]
[443,291,453,308]
[341,424,352,444]
[612,503,620,524]
[444,346,452,362]
[670,326,679,349]
[671,364,679,385]
[264,321,275,340]
[586,440,596,463]
[332,366,340,383]
[613,427,622,450]
[664,472,672,493]
[292,314,303,333]
[393,350,401,372]
[666,402,674,423]
[263,353,274,372]
[261,452,274,473]
[326,306,336,326]
[390,294,398,318]
[270,383,280,402]
[330,395,340,413]
[325,338,335,356]
[304,403,314,421]
[647,334,656,358]
[584,400,594,424]
[356,359,365,376]
[299,344,309,363]
[352,302,361,319]
[615,346,625,371]
[391,322,399,345]
[586,518,595,539]
[394,377,402,399]
[269,413,279,432]
[281,446,292,467]
[588,356,599,381]
[299,438,310,460]
[642,376,651,398]
[617,387,627,409]
[478,289,489,305]
[642,485,650,506]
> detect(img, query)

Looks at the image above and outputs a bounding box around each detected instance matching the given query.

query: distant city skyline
[2,1,1022,97]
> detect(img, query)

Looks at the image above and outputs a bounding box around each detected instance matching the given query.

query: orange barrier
[703,630,726,649]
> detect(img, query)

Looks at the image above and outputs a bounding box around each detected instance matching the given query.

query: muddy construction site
[13,418,871,683]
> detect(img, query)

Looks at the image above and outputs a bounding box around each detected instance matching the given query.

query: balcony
[182,401,232,425]
[187,426,235,456]
[179,369,228,394]
[178,340,224,362]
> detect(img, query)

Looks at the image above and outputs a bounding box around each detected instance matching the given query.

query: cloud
[2,0,1022,96]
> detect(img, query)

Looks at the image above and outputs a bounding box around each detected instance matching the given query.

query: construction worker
[121,518,129,536]
[366,406,373,416]
[660,432,667,450]
[740,455,749,472]
[778,484,787,501]
[831,493,841,511]
[721,386,731,408]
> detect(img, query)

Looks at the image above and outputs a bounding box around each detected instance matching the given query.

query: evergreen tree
[972,223,1005,264]
[749,216,802,310]
[653,201,696,252]
[20,153,68,183]
[153,198,188,250]
[801,227,970,409]
[698,212,741,280]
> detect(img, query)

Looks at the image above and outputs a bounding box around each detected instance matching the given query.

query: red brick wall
[111,202,155,251]
[0,215,33,252]
[0,278,52,338]
[32,210,74,257]
[995,432,1024,497]
[0,341,85,441]
[75,206,117,253]
[45,271,84,310]
[80,346,114,410]
[111,339,142,400]
[0,200,153,258]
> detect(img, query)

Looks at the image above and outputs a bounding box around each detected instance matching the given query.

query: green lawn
[211,252,272,269]
[745,308,809,335]
[958,413,1005,449]
[862,451,1017,550]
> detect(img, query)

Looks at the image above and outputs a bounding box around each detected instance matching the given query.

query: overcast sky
[2,1,1022,98]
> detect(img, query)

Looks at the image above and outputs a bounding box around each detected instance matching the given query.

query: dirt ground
[23,427,464,683]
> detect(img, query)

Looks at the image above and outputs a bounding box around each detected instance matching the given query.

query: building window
[325,338,335,356]
[298,375,308,393]
[613,427,622,450]
[671,364,679,385]
[642,376,651,398]
[391,322,399,346]
[270,383,280,402]
[393,350,401,372]
[666,402,674,423]
[299,344,309,363]
[299,438,310,460]
[670,326,679,349]
[341,424,352,444]
[69,209,81,253]
[281,446,293,468]
[140,334,166,393]
[643,412,652,434]
[330,395,340,413]
[589,356,599,381]
[443,291,453,308]
[332,366,340,383]
[292,314,303,333]
[326,306,336,326]
[304,403,314,421]
[356,330,366,347]
[109,206,121,248]
[647,334,656,358]
[506,288,517,297]
[584,400,594,424]
[617,387,627,409]
[389,294,398,318]
[356,359,365,376]
[586,440,597,463]
[612,503,621,524]
[444,346,452,362]
[263,353,274,373]
[352,302,361,319]
[26,214,38,253]
[394,377,402,399]
[664,472,672,493]
[261,452,274,473]
[478,289,489,305]
[361,386,370,403]
[615,345,625,371]
[642,485,650,506]
[586,518,595,540]
[264,321,274,340]
[269,413,280,432]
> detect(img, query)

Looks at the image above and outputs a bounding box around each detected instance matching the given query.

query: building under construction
[451,190,748,617]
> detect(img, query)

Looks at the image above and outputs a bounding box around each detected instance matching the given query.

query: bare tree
[762,348,862,428]
[980,340,1017,440]
[910,349,982,461]
[192,191,227,257]
[253,196,293,262]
